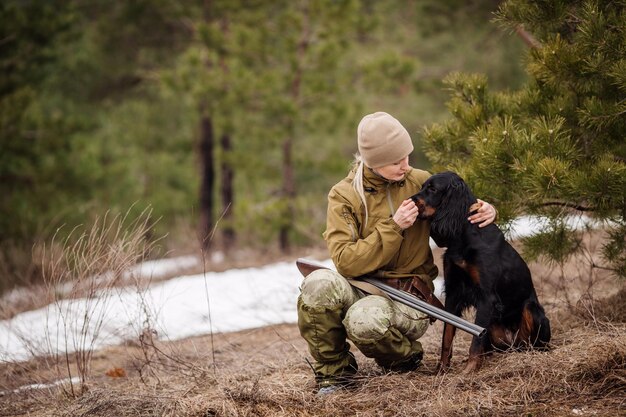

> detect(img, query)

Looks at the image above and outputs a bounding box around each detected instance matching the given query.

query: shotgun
[296,258,486,338]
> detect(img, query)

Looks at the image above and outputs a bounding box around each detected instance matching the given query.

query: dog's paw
[435,362,450,374]
[461,358,482,374]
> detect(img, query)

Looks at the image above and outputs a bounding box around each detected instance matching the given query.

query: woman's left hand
[468,199,497,228]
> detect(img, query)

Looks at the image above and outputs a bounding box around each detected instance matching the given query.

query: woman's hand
[393,199,419,230]
[468,199,497,228]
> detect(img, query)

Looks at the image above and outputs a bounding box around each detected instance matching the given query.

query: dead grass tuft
[575,287,626,324]
[59,387,172,417]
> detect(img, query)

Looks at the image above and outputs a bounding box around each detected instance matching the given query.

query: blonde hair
[351,155,369,229]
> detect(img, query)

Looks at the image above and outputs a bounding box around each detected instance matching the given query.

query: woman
[297,112,496,395]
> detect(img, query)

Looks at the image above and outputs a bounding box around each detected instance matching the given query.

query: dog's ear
[432,173,475,238]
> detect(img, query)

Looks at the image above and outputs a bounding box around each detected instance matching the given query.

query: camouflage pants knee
[297,269,429,379]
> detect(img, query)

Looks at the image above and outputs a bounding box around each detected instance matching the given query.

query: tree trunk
[220,132,235,252]
[279,6,309,253]
[279,137,295,253]
[199,110,215,250]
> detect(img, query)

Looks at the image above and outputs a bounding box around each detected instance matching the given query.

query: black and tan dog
[412,171,550,373]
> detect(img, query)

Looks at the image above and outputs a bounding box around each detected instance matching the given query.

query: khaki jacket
[323,166,438,289]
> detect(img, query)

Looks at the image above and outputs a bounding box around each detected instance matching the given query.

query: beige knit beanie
[357,112,414,168]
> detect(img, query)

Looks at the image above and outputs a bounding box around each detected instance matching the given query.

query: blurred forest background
[1,0,526,293]
[2,0,624,295]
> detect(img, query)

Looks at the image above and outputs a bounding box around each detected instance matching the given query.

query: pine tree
[165,0,363,253]
[422,0,626,277]
[258,0,362,253]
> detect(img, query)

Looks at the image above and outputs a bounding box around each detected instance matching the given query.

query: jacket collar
[362,165,410,191]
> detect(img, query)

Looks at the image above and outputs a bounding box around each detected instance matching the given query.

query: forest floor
[1,232,625,417]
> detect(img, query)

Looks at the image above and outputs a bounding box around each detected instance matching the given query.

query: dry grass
[1,227,625,416]
[1,292,624,417]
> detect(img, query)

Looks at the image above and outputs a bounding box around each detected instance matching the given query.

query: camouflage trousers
[297,269,429,381]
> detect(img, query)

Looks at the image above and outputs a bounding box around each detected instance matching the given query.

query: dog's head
[411,171,476,238]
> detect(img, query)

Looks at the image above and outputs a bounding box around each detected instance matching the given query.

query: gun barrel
[362,278,487,338]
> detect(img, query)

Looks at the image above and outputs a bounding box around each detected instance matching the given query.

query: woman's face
[373,155,410,181]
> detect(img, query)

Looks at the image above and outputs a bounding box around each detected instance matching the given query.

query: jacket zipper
[343,209,358,241]
[386,184,395,216]
[387,183,402,268]
[347,223,357,241]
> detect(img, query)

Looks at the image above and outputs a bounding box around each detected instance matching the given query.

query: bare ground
[1,232,625,417]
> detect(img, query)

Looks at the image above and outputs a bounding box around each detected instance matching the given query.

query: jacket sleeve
[323,187,405,278]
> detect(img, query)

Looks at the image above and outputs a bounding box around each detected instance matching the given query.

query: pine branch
[591,262,618,273]
[540,201,594,211]
[515,25,541,49]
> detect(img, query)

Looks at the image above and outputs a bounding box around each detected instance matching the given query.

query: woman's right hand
[393,199,419,230]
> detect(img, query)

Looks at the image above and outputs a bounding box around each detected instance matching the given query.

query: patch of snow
[506,214,601,241]
[0,259,334,362]
[123,255,200,281]
[0,377,80,396]
[210,251,225,264]
[0,216,597,363]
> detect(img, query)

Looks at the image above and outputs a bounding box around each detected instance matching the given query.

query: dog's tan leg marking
[489,324,513,349]
[453,260,481,285]
[462,355,483,374]
[438,322,456,372]
[515,305,534,346]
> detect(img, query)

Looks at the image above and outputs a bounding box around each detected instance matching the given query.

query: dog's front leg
[438,322,456,373]
[438,279,463,373]
[462,340,484,374]
[462,300,494,374]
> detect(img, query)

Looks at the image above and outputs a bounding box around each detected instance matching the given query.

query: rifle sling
[411,275,445,310]
[346,278,390,300]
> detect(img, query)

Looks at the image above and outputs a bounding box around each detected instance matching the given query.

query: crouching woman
[297,112,496,395]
